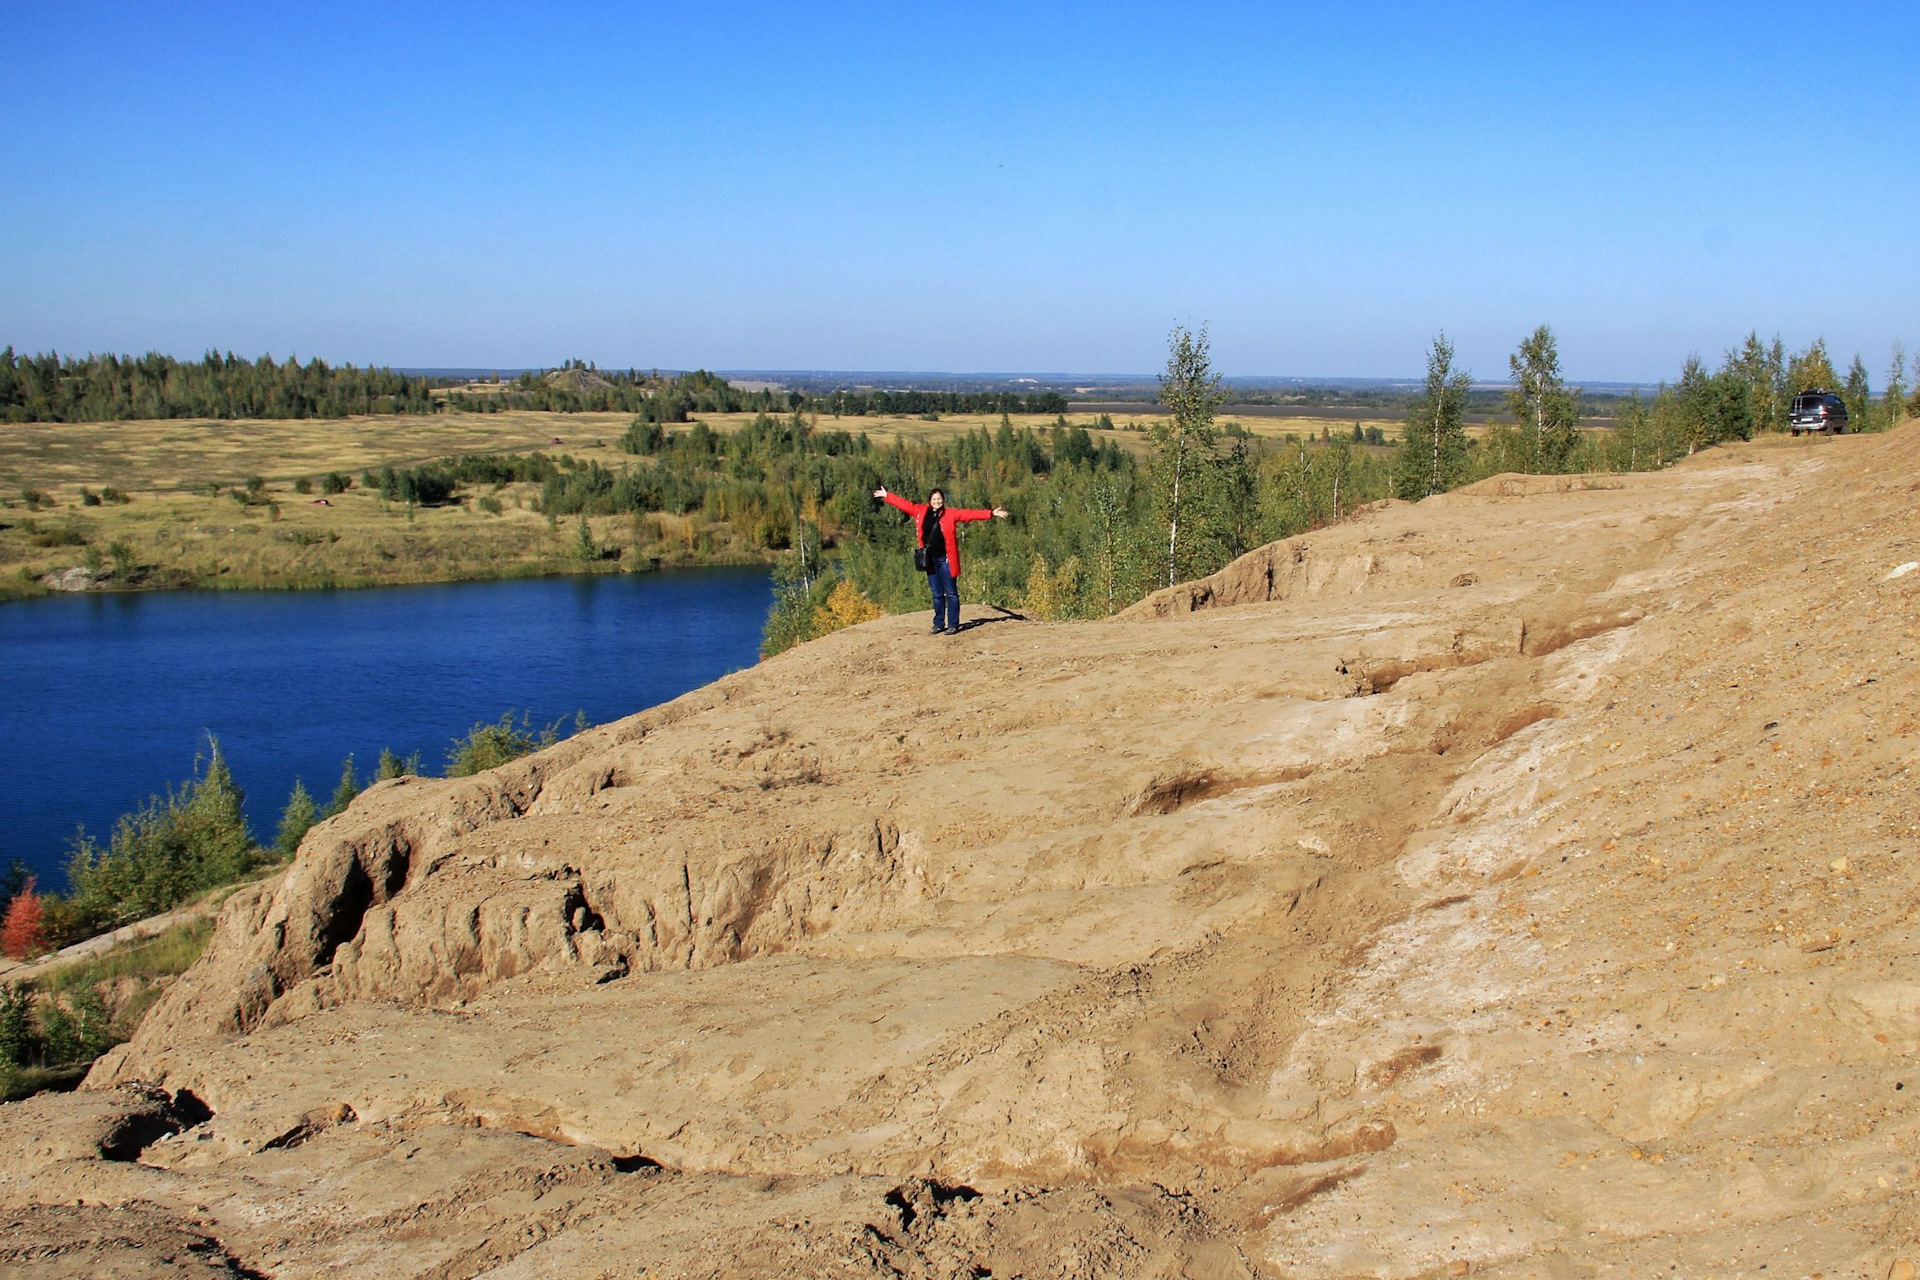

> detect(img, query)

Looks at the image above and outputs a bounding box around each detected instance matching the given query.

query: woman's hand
[872,487,887,499]
[992,507,1010,519]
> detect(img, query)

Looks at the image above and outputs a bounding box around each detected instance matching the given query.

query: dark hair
[928,488,945,504]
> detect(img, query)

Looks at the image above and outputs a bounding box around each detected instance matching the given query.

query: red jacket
[882,493,993,578]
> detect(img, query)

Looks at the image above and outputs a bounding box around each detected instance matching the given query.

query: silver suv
[1789,390,1848,436]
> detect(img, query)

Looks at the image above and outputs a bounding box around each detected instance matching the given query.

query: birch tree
[1152,324,1227,587]
[1506,324,1580,473]
[1394,332,1471,499]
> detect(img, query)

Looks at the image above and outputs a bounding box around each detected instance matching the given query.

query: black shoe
[944,625,961,635]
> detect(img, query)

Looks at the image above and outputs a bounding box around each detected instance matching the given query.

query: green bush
[63,739,258,934]
[39,985,115,1066]
[28,520,85,548]
[0,985,30,1071]
[322,756,359,819]
[274,779,317,856]
[376,747,421,780]
[446,712,566,777]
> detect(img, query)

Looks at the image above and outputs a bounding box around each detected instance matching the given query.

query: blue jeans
[927,556,958,630]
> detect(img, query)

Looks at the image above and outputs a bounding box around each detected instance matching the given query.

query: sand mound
[5,426,1918,1277]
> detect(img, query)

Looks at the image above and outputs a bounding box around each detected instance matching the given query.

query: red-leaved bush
[1,882,46,960]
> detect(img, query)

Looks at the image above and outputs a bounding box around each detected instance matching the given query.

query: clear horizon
[4,2,1914,385]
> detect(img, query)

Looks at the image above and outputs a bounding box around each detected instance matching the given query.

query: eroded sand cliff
[3,426,1917,1278]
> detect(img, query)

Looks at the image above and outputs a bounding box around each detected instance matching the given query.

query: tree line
[0,348,437,421]
[765,324,1913,653]
[0,349,1076,424]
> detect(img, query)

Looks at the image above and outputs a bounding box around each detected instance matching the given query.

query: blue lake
[0,568,773,890]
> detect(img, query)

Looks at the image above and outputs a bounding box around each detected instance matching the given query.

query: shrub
[1,883,46,960]
[28,521,85,548]
[0,984,31,1067]
[811,579,884,636]
[80,487,102,506]
[375,747,421,780]
[446,712,563,777]
[38,984,115,1065]
[64,739,258,932]
[100,486,131,504]
[274,779,317,857]
[322,756,359,819]
[320,472,350,495]
[1019,554,1083,621]
[293,477,313,494]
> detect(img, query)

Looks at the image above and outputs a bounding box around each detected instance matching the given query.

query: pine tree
[1506,324,1580,473]
[180,739,253,886]
[1395,332,1471,499]
[375,747,419,780]
[324,756,360,819]
[1675,355,1715,454]
[274,779,317,857]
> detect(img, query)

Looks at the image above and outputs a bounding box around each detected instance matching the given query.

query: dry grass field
[0,407,1399,600]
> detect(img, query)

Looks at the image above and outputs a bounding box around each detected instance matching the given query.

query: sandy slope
[2,425,1916,1279]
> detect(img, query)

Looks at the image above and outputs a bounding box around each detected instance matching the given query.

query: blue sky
[3,1,1914,381]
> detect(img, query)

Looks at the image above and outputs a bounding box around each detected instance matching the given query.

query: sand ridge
[3,425,1916,1277]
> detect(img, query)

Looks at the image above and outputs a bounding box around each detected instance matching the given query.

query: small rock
[1831,857,1850,874]
[41,566,95,592]
[1887,1259,1915,1280]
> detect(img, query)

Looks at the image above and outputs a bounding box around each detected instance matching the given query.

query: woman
[873,486,1009,634]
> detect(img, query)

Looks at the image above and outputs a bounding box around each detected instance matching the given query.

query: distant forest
[8,340,1906,428]
[0,348,439,421]
[0,349,1071,423]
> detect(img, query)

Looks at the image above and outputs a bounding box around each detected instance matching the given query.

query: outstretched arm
[874,488,921,517]
[953,505,1011,522]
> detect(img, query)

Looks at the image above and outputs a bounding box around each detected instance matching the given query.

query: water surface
[0,569,772,889]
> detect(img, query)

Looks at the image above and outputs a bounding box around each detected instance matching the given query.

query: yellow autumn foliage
[1020,553,1082,621]
[812,578,884,636]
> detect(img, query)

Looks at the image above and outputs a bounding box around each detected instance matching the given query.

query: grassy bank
[0,407,1400,601]
[0,916,214,1101]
